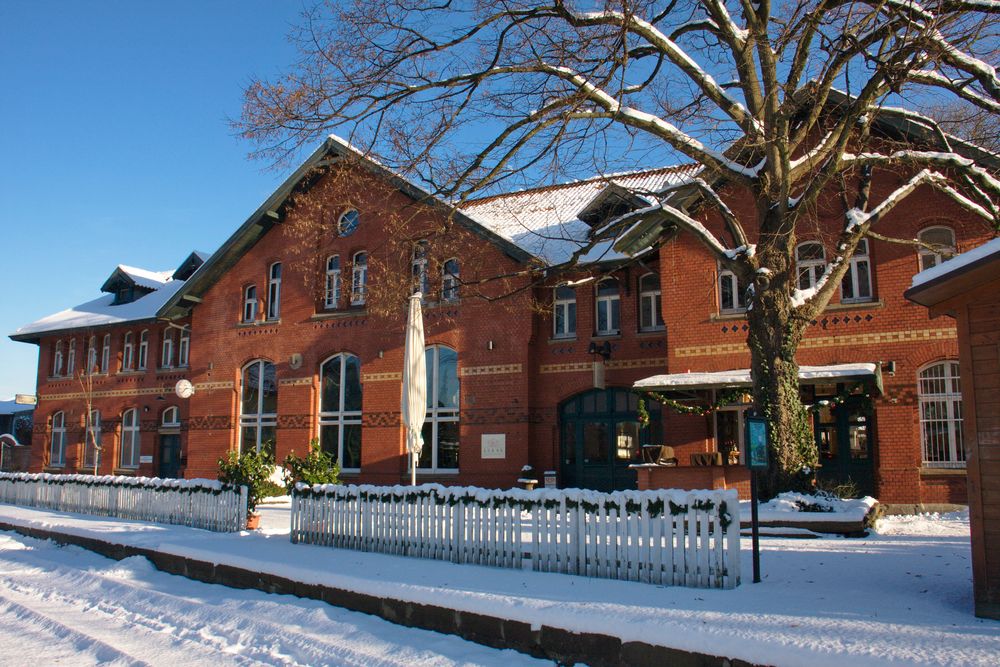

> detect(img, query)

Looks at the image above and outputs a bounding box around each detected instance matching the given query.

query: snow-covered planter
[0,472,247,532]
[291,483,740,589]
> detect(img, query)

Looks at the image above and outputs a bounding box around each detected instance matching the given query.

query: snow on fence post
[288,484,741,589]
[0,472,245,533]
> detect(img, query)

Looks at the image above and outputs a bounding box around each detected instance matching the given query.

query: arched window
[122,332,134,371]
[351,251,368,306]
[918,226,956,271]
[796,242,827,290]
[137,330,149,370]
[338,209,360,236]
[178,327,190,367]
[638,273,664,331]
[919,361,965,468]
[419,345,459,471]
[719,269,746,313]
[161,330,174,369]
[841,238,873,303]
[84,409,101,470]
[318,354,363,469]
[86,336,98,375]
[240,360,277,458]
[66,338,76,376]
[595,278,620,335]
[441,258,460,302]
[553,284,576,339]
[243,285,258,323]
[162,406,180,428]
[412,241,429,296]
[101,334,111,374]
[325,255,341,310]
[49,411,66,467]
[52,340,64,377]
[119,408,140,469]
[266,262,282,320]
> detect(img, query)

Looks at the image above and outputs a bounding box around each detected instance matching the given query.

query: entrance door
[814,398,875,496]
[159,434,181,478]
[560,388,659,491]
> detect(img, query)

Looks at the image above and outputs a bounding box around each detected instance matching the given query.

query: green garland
[0,472,240,497]
[808,383,874,413]
[636,387,749,426]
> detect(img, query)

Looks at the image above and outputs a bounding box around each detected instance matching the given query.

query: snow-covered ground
[1,502,998,666]
[0,529,549,666]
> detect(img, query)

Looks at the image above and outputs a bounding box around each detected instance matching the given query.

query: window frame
[266,262,282,321]
[594,277,621,336]
[441,258,460,302]
[552,284,577,339]
[122,332,134,371]
[412,241,429,297]
[419,345,460,472]
[161,406,180,428]
[49,411,66,467]
[86,336,98,375]
[718,269,746,314]
[137,330,148,370]
[795,241,827,290]
[52,340,64,377]
[119,408,140,469]
[318,353,363,471]
[338,209,360,236]
[66,338,76,376]
[638,272,665,332]
[242,285,258,323]
[840,238,874,303]
[918,226,957,271]
[324,255,341,310]
[101,334,111,374]
[239,359,278,458]
[918,360,965,468]
[351,251,368,306]
[161,329,174,369]
[178,328,190,367]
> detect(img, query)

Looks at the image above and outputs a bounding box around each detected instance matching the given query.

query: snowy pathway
[0,531,550,666]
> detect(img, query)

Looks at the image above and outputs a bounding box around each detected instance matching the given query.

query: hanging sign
[745,415,769,470]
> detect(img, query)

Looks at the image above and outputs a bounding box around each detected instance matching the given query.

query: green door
[159,434,181,479]
[814,398,875,496]
[560,388,659,491]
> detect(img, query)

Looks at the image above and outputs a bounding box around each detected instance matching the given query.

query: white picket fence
[0,472,248,533]
[291,484,740,588]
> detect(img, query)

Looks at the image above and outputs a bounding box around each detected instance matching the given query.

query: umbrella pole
[411,453,416,486]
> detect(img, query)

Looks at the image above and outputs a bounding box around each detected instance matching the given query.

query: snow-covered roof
[0,400,33,416]
[117,265,173,290]
[634,363,880,391]
[910,236,1000,289]
[461,165,700,265]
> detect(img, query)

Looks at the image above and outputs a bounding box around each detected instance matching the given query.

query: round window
[338,209,360,236]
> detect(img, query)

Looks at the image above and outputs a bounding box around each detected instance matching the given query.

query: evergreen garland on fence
[0,472,241,497]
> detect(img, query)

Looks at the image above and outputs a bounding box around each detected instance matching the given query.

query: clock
[175,379,195,399]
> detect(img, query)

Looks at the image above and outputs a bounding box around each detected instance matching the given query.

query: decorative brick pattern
[675,327,958,358]
[278,377,313,387]
[363,372,403,382]
[460,363,522,377]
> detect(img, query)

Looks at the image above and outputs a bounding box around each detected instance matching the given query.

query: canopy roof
[634,363,882,394]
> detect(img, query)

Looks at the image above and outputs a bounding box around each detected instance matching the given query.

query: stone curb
[0,520,763,667]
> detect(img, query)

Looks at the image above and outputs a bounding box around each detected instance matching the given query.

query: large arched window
[84,409,101,469]
[318,354,363,469]
[553,284,576,339]
[49,411,66,467]
[796,242,826,290]
[240,360,277,458]
[595,278,621,335]
[419,346,460,471]
[918,226,956,271]
[638,272,664,332]
[52,340,64,377]
[119,408,140,469]
[919,361,965,468]
[325,255,341,310]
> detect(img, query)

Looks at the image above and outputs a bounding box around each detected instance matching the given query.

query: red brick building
[11,132,995,507]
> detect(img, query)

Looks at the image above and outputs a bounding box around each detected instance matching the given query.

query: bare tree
[238,0,1000,493]
[929,101,1000,152]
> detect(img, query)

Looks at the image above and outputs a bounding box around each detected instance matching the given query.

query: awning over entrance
[634,362,883,394]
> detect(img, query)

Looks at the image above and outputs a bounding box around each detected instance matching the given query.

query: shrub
[217,449,273,514]
[283,441,340,492]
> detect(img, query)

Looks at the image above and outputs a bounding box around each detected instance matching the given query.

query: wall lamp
[588,341,612,360]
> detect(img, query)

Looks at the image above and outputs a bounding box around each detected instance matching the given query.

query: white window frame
[122,332,134,371]
[243,285,257,323]
[796,242,827,290]
[162,406,180,428]
[53,340,64,377]
[638,272,664,332]
[84,409,101,470]
[325,255,341,310]
[66,339,76,376]
[351,251,368,306]
[318,353,363,471]
[239,359,278,457]
[918,226,956,271]
[161,330,174,369]
[266,262,282,320]
[553,284,576,339]
[86,336,98,375]
[412,241,429,297]
[178,328,190,367]
[101,334,111,374]
[137,330,148,370]
[419,345,460,472]
[119,408,140,469]
[719,269,746,313]
[49,411,66,467]
[595,278,621,335]
[714,402,751,465]
[919,361,965,468]
[338,209,360,236]
[441,258,460,302]
[841,238,873,303]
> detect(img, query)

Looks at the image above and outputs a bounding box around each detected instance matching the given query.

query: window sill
[116,370,144,376]
[711,311,747,321]
[310,308,367,321]
[637,327,666,336]
[43,465,65,473]
[549,336,577,344]
[114,467,139,476]
[415,469,460,476]
[920,466,966,477]
[825,299,884,312]
[592,332,622,340]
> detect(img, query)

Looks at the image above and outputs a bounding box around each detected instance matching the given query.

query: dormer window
[577,184,648,227]
[115,285,133,305]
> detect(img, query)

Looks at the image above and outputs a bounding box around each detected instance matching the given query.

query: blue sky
[0,2,308,398]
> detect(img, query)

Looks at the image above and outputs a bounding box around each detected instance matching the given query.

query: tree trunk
[746,234,819,499]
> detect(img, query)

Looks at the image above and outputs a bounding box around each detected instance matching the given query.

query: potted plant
[217,448,272,529]
[283,439,340,492]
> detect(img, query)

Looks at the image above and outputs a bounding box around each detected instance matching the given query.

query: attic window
[115,285,134,305]
[577,185,648,227]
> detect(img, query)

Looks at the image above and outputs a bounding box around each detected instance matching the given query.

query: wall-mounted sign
[139,455,154,464]
[481,433,506,459]
[14,394,36,405]
[745,416,769,470]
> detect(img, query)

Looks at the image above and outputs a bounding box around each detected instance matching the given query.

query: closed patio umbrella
[401,292,426,485]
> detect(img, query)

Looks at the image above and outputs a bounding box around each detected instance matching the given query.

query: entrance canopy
[634,362,883,394]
